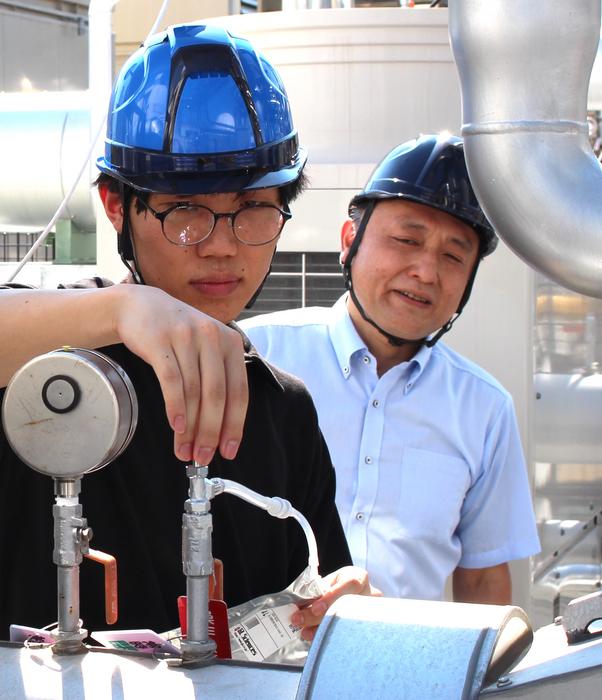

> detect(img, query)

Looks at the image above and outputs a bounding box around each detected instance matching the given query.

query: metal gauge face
[2,348,138,478]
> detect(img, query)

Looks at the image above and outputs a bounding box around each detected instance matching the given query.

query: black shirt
[0,309,351,639]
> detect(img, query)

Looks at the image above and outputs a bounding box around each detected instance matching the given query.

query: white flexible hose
[211,478,321,580]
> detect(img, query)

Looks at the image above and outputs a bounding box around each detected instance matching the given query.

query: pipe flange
[179,638,217,666]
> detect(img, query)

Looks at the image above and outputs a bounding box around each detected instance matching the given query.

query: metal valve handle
[85,548,119,626]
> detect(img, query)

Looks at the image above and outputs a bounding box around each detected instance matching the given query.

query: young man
[242,135,541,605]
[0,24,374,641]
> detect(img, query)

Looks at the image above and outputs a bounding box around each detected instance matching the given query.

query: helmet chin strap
[118,183,146,285]
[342,199,479,350]
[244,258,274,310]
[347,283,429,348]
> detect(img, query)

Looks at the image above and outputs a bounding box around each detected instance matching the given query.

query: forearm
[0,287,121,387]
[2,283,249,464]
[452,563,512,605]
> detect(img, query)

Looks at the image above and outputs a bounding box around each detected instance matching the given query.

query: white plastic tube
[211,478,320,580]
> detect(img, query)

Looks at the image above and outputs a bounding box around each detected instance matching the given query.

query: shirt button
[363,356,370,364]
[343,366,350,374]
[356,512,364,520]
[372,399,379,408]
[364,456,372,465]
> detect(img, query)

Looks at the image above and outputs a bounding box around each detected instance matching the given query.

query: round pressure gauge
[2,348,138,478]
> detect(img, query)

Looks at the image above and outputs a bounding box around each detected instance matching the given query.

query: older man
[242,135,540,604]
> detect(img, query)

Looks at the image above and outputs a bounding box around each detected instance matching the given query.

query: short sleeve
[457,395,541,568]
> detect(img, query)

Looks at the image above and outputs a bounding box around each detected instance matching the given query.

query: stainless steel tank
[0,94,95,232]
[534,371,602,464]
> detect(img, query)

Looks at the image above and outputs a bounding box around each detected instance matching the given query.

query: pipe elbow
[450,0,602,297]
[464,132,602,297]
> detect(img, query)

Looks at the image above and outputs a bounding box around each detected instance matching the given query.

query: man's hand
[113,285,248,464]
[290,566,382,641]
[452,563,512,605]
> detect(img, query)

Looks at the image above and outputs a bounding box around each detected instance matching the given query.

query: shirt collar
[328,293,433,385]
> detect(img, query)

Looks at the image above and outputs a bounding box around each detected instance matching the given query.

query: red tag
[177,596,231,659]
[209,599,231,659]
[177,595,188,637]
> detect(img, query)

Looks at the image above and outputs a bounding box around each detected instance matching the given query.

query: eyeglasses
[142,200,292,247]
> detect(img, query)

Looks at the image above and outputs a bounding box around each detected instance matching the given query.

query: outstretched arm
[0,284,248,463]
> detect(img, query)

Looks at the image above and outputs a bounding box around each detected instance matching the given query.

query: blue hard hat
[351,134,497,257]
[97,23,306,194]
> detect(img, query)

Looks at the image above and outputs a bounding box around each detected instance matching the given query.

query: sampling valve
[180,462,218,663]
[179,463,321,664]
[2,348,137,653]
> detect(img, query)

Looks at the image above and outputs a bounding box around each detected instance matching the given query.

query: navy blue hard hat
[97,23,306,194]
[350,134,497,257]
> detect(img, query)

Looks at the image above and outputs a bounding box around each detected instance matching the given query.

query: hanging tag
[212,559,224,601]
[209,600,231,659]
[90,628,180,655]
[177,596,231,659]
[9,624,55,645]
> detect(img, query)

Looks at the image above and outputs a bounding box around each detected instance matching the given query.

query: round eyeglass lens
[235,206,284,244]
[164,206,214,245]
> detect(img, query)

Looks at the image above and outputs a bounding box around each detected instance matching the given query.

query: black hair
[94,170,309,212]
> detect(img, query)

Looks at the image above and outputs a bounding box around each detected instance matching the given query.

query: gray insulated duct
[0,102,95,232]
[449,0,602,298]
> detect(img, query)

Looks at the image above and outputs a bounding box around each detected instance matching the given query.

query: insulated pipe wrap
[449,0,602,298]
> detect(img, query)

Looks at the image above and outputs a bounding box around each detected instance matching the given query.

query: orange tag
[211,559,224,601]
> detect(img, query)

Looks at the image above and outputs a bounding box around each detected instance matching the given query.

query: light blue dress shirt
[240,295,540,599]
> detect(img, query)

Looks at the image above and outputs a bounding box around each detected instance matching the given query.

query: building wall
[0,0,239,94]
[0,1,88,91]
[113,0,237,75]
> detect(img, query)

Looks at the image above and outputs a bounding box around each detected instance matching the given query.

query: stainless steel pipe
[186,577,212,646]
[180,464,216,663]
[449,0,602,297]
[53,485,87,654]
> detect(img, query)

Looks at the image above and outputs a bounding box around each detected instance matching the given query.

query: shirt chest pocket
[398,447,471,540]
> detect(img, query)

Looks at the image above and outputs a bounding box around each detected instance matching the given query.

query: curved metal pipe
[449,0,602,298]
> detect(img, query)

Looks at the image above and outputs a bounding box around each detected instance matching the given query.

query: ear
[98,183,124,233]
[340,219,356,265]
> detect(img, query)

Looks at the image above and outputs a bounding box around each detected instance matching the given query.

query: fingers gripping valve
[1,348,138,654]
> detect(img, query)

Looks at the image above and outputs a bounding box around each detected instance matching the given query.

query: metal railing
[238,251,345,320]
[0,231,54,262]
